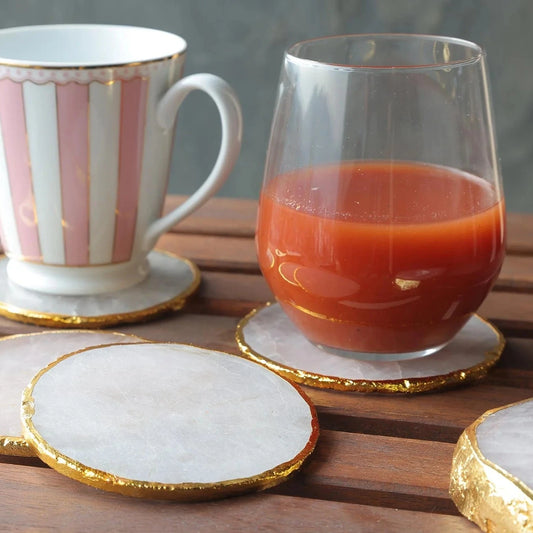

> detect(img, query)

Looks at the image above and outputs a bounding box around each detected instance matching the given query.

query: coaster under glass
[236,303,505,393]
[0,330,146,456]
[21,342,319,501]
[0,250,200,328]
[450,398,533,531]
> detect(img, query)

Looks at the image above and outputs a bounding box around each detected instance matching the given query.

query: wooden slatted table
[1,196,532,532]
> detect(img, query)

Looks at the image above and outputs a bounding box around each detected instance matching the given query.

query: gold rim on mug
[235,302,505,393]
[0,52,184,71]
[0,250,201,328]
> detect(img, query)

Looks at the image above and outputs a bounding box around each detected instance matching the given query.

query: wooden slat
[506,212,533,255]
[496,254,533,292]
[163,195,257,237]
[0,433,458,516]
[480,291,533,335]
[157,233,259,273]
[118,313,241,352]
[0,463,478,532]
[307,383,533,443]
[198,271,272,302]
[274,430,458,514]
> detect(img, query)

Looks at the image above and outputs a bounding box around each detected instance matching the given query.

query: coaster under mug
[236,303,505,393]
[0,250,200,328]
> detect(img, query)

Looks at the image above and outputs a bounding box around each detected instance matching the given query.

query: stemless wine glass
[256,34,505,361]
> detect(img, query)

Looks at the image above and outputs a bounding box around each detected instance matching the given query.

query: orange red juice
[256,161,505,354]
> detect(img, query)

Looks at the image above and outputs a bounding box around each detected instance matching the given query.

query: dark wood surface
[1,196,532,532]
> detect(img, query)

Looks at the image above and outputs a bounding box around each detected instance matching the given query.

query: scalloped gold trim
[450,398,533,531]
[0,330,149,457]
[235,303,505,393]
[0,251,200,328]
[21,342,320,501]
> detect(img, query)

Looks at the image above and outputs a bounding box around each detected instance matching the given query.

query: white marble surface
[0,251,196,318]
[0,331,143,440]
[25,343,316,484]
[241,303,500,381]
[476,399,533,489]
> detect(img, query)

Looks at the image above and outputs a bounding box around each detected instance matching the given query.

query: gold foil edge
[235,303,505,394]
[450,399,533,532]
[0,251,200,329]
[21,342,320,501]
[0,436,33,456]
[0,330,149,457]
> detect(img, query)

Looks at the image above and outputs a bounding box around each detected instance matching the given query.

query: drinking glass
[256,34,505,361]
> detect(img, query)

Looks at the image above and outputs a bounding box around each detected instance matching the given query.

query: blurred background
[0,0,531,212]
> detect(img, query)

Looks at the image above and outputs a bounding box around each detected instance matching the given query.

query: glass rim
[285,33,485,72]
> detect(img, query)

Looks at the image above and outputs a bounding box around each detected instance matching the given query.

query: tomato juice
[256,161,505,355]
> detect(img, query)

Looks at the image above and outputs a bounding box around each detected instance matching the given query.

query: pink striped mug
[0,24,242,295]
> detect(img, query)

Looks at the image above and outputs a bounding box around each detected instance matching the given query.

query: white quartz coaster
[0,330,145,456]
[450,398,533,531]
[22,343,318,500]
[236,303,504,393]
[0,250,200,328]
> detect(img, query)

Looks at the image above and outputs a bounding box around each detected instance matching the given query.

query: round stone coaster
[0,250,200,328]
[22,343,319,501]
[450,398,533,532]
[0,330,146,456]
[236,303,505,393]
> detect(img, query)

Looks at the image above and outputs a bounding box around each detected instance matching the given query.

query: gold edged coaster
[0,330,147,456]
[450,398,533,531]
[21,343,319,501]
[235,303,505,393]
[0,250,200,328]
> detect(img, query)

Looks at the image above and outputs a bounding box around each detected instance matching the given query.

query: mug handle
[142,73,243,252]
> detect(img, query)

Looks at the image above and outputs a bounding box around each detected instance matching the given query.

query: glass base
[313,341,448,362]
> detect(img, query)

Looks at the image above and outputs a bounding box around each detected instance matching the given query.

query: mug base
[313,341,448,362]
[6,257,150,296]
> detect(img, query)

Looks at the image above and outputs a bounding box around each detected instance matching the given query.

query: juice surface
[256,161,505,354]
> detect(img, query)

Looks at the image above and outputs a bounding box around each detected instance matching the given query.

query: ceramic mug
[0,24,242,295]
